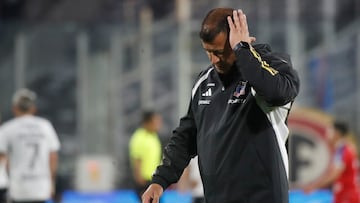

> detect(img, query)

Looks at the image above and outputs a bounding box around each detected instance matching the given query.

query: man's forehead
[201,32,228,50]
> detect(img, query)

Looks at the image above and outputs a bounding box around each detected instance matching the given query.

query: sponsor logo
[233,81,247,98]
[202,88,212,97]
[228,98,245,104]
[198,100,211,105]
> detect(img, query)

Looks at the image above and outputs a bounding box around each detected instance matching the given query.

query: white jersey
[0,115,60,201]
[0,121,8,189]
[189,157,204,198]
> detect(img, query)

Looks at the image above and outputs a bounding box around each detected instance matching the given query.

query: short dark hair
[199,8,234,43]
[142,110,157,124]
[333,120,349,136]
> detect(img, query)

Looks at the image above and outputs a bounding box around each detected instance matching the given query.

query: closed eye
[213,51,224,56]
[206,50,225,57]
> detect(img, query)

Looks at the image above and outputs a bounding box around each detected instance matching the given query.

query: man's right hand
[227,9,256,49]
[142,183,164,203]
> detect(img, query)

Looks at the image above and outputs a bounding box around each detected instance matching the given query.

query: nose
[209,53,220,64]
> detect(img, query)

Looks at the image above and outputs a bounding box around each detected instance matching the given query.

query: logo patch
[233,81,247,98]
[202,88,212,97]
[198,100,211,105]
[228,99,245,104]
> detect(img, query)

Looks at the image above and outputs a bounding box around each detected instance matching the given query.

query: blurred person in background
[178,156,204,203]
[0,113,8,203]
[142,8,299,203]
[0,89,61,203]
[129,110,162,201]
[304,120,360,203]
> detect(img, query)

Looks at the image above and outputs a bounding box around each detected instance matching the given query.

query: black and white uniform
[152,44,300,203]
[0,115,60,203]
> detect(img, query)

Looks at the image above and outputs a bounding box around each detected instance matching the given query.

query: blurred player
[0,147,7,203]
[0,113,8,203]
[129,110,162,200]
[178,156,204,203]
[304,120,360,203]
[0,89,61,203]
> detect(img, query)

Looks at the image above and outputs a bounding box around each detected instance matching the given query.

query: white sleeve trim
[192,68,214,99]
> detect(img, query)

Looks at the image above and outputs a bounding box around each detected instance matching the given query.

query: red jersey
[333,143,360,203]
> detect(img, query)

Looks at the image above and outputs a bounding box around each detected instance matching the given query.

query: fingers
[141,184,163,203]
[142,195,150,203]
[250,37,256,43]
[233,10,241,30]
[241,13,248,34]
[227,16,235,31]
[230,10,249,32]
[228,9,255,46]
[142,191,153,203]
[152,196,160,203]
[142,195,160,203]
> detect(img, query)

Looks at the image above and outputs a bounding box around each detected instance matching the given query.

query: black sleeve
[151,101,197,190]
[234,45,300,106]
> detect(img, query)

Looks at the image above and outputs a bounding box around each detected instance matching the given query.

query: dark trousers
[12,201,46,203]
[0,188,7,203]
[193,197,205,203]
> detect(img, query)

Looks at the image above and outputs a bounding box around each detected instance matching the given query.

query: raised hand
[227,9,256,49]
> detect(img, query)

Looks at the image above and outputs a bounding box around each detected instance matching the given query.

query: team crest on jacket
[233,81,247,98]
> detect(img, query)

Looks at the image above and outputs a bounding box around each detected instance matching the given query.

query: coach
[142,8,300,203]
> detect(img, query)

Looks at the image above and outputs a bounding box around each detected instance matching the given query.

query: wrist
[152,175,169,190]
[233,41,250,52]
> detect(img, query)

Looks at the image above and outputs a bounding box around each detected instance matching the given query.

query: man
[304,121,360,203]
[142,8,299,203]
[129,111,162,200]
[0,113,8,203]
[0,89,60,203]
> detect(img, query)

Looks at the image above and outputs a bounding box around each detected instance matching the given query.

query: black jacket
[152,44,300,203]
